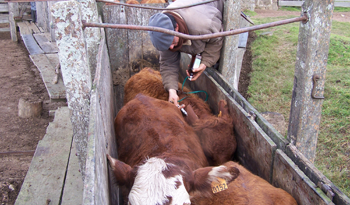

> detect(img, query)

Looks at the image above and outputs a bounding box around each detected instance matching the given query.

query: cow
[123,67,236,166]
[190,162,298,205]
[108,94,240,205]
[140,0,166,3]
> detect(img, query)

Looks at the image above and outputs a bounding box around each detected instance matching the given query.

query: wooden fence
[0,0,9,31]
[0,0,31,33]
[279,0,350,7]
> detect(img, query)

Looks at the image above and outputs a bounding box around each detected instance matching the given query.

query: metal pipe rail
[97,0,218,10]
[83,13,308,40]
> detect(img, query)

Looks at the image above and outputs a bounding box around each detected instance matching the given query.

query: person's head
[148,13,179,51]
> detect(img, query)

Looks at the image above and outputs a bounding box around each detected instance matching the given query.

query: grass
[247,12,350,198]
[280,6,350,12]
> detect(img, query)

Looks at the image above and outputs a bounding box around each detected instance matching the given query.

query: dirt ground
[0,9,348,205]
[0,31,66,204]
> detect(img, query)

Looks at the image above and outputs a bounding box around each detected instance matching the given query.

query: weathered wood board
[83,27,118,205]
[102,4,164,111]
[15,107,73,205]
[0,13,9,23]
[22,34,44,55]
[279,0,350,7]
[61,141,84,205]
[285,145,350,205]
[273,149,333,205]
[30,54,66,100]
[24,21,40,33]
[33,33,59,53]
[0,3,8,12]
[179,55,276,181]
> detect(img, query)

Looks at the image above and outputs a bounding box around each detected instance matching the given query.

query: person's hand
[186,63,206,81]
[168,89,179,107]
[168,89,186,111]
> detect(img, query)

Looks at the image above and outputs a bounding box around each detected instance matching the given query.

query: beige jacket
[159,0,225,91]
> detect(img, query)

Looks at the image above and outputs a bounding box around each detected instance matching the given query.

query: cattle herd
[107,67,298,204]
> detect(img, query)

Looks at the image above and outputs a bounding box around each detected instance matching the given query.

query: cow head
[107,155,239,205]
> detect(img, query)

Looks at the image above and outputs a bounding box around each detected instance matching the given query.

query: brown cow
[123,67,236,166]
[108,94,240,205]
[140,0,166,3]
[191,162,298,205]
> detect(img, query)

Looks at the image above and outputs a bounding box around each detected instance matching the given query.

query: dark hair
[164,13,177,29]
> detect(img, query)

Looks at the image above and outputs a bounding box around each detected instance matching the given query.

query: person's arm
[159,50,181,92]
[159,50,182,106]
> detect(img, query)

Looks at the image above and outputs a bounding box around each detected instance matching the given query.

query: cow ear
[190,161,239,197]
[184,104,198,126]
[218,100,229,118]
[107,154,133,187]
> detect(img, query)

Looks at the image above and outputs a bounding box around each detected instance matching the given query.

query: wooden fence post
[79,0,101,81]
[51,1,92,178]
[8,2,18,41]
[219,0,241,90]
[287,0,334,163]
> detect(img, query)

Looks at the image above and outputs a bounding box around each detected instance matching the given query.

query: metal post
[51,0,92,178]
[288,0,334,163]
[218,0,241,89]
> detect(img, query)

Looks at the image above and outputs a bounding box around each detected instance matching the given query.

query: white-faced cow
[108,94,240,205]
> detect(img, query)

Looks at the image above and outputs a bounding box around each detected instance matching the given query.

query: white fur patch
[208,165,232,183]
[128,157,191,205]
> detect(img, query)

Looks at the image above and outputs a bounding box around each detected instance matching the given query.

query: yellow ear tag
[211,177,228,194]
[218,111,222,118]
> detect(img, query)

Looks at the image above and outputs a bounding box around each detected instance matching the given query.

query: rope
[178,76,209,102]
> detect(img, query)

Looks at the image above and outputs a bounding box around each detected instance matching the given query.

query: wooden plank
[0,3,9,12]
[103,5,129,112]
[22,34,45,55]
[24,20,40,33]
[0,13,9,23]
[15,107,73,205]
[179,55,277,182]
[30,54,66,100]
[17,21,31,35]
[272,149,333,205]
[285,145,350,205]
[83,27,117,205]
[279,1,350,7]
[335,2,350,7]
[127,6,143,75]
[33,33,59,53]
[61,141,84,205]
[0,27,9,32]
[279,1,303,6]
[141,4,162,71]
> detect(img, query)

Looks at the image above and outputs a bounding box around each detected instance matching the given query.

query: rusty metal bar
[4,0,66,2]
[83,13,308,40]
[97,0,218,10]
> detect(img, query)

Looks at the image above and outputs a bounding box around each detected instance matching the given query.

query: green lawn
[246,11,350,198]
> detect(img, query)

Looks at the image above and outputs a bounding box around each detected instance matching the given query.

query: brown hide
[125,0,140,4]
[191,162,298,205]
[124,67,237,166]
[187,100,236,166]
[115,94,208,169]
[140,0,166,3]
[112,94,240,204]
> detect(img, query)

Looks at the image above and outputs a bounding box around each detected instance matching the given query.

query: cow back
[115,94,208,169]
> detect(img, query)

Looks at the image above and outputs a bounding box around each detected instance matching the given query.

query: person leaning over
[148,0,225,107]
